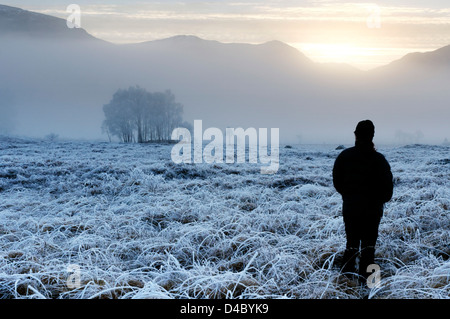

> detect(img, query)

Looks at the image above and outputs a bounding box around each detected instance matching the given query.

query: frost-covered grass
[0,137,448,299]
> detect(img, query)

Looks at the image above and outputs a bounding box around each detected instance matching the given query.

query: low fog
[0,5,449,145]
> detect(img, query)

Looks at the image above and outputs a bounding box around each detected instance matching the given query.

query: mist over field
[0,4,449,144]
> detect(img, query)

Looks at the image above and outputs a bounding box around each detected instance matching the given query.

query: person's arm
[378,156,393,203]
[333,153,344,195]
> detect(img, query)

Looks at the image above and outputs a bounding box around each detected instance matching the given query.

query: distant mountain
[383,45,450,69]
[0,4,448,144]
[0,4,101,42]
[137,35,315,72]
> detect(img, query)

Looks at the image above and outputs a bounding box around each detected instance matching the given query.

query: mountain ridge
[0,4,448,143]
[2,4,449,70]
[0,4,102,42]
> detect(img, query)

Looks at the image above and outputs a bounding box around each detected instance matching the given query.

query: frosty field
[0,137,448,299]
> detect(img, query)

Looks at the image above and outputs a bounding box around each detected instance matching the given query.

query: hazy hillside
[0,4,449,144]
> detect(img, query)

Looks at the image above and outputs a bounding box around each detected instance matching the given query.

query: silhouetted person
[333,120,393,281]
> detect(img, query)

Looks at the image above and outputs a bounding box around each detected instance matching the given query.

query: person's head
[354,120,375,142]
[354,120,376,150]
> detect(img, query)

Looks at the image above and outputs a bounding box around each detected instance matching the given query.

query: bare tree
[102,86,187,143]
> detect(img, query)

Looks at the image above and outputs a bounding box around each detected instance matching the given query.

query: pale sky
[3,0,450,70]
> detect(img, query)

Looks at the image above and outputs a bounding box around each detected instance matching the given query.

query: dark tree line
[102,86,190,143]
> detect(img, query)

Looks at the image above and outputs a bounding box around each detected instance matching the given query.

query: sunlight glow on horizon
[290,43,431,70]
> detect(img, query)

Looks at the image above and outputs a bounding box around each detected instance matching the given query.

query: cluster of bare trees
[102,86,190,143]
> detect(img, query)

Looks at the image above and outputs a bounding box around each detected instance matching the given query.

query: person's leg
[341,203,361,273]
[342,247,358,274]
[359,208,383,280]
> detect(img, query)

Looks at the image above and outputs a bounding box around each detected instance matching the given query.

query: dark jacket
[333,144,393,204]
